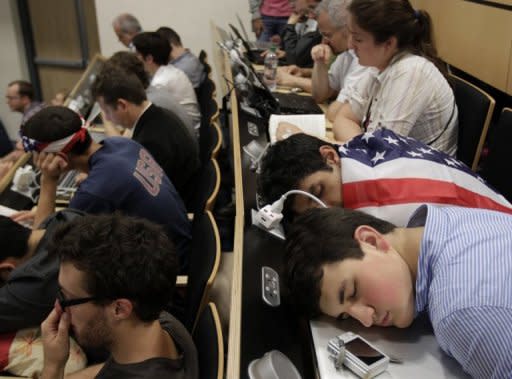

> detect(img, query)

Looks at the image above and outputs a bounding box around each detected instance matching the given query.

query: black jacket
[133,104,200,200]
[281,24,322,68]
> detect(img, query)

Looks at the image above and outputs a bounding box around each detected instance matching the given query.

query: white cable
[273,190,327,212]
[256,190,327,230]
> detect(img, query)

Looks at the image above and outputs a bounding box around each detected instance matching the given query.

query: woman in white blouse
[332,0,458,156]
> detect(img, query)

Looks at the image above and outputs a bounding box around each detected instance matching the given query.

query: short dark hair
[284,207,396,318]
[8,80,34,100]
[0,216,31,261]
[258,133,336,218]
[49,213,178,322]
[156,26,182,47]
[132,32,170,66]
[21,106,92,155]
[92,65,147,107]
[107,51,150,89]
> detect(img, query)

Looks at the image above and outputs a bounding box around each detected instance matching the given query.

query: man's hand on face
[252,18,264,37]
[311,44,333,65]
[33,152,69,181]
[41,301,71,372]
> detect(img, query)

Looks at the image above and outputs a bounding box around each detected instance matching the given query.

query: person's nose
[348,34,355,50]
[347,302,375,327]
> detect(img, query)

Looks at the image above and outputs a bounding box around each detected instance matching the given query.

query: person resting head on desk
[330,0,457,157]
[257,130,512,226]
[283,205,512,378]
[40,213,199,379]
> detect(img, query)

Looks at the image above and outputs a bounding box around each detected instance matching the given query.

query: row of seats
[450,73,511,201]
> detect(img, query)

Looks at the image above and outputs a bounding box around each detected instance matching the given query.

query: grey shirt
[170,50,206,89]
[96,312,199,379]
[0,210,84,333]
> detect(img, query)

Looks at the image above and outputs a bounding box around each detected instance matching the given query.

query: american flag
[337,128,512,226]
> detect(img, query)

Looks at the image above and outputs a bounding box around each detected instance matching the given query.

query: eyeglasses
[320,27,345,42]
[57,289,96,309]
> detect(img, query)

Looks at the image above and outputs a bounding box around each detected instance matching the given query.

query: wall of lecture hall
[95,0,253,100]
[0,0,29,140]
[410,0,512,95]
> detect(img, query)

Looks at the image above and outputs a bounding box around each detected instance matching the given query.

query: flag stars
[338,145,349,155]
[371,151,386,164]
[407,151,423,158]
[383,136,399,145]
[362,131,374,142]
[418,147,434,155]
[444,158,460,167]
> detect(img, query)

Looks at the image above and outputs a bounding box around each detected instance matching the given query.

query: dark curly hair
[49,213,178,322]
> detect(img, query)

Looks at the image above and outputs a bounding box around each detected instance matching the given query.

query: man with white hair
[112,13,142,49]
[276,0,370,118]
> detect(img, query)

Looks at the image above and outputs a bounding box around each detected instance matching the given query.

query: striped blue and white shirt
[409,205,512,379]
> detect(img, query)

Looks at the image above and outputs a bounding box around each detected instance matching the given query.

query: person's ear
[116,99,129,112]
[111,298,133,320]
[0,261,16,282]
[384,36,398,53]
[319,145,340,165]
[353,225,391,252]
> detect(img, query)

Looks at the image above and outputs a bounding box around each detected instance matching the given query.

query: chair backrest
[185,157,221,215]
[481,107,512,202]
[192,302,224,379]
[185,211,221,331]
[0,119,13,157]
[196,51,220,165]
[451,74,495,170]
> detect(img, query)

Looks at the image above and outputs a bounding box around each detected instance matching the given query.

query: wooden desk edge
[226,52,245,379]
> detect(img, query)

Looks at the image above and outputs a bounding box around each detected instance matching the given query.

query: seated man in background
[284,206,512,378]
[132,32,200,125]
[106,51,197,138]
[276,0,369,121]
[156,27,206,89]
[20,106,192,270]
[0,210,83,333]
[92,65,200,200]
[258,130,512,226]
[279,0,322,68]
[1,80,45,170]
[41,213,199,379]
[112,13,142,49]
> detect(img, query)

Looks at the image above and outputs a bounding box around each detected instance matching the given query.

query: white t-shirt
[150,64,201,124]
[327,50,371,103]
[343,53,458,156]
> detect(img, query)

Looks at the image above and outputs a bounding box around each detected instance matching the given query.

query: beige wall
[0,0,29,140]
[94,0,252,93]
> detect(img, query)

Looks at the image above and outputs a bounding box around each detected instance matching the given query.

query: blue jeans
[258,15,289,42]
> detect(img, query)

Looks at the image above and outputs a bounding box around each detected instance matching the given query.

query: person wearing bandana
[20,106,192,272]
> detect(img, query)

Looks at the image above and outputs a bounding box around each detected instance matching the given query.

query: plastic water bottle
[263,45,278,91]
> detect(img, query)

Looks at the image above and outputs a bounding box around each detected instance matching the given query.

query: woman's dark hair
[349,0,448,77]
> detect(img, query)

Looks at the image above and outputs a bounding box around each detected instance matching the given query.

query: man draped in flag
[258,128,512,225]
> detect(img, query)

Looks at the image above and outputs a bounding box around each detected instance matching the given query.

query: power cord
[255,190,327,229]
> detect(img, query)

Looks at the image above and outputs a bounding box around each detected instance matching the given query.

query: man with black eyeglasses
[40,213,198,379]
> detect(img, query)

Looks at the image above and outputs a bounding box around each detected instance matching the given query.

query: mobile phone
[327,332,389,378]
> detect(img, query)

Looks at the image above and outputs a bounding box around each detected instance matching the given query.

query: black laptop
[229,24,267,65]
